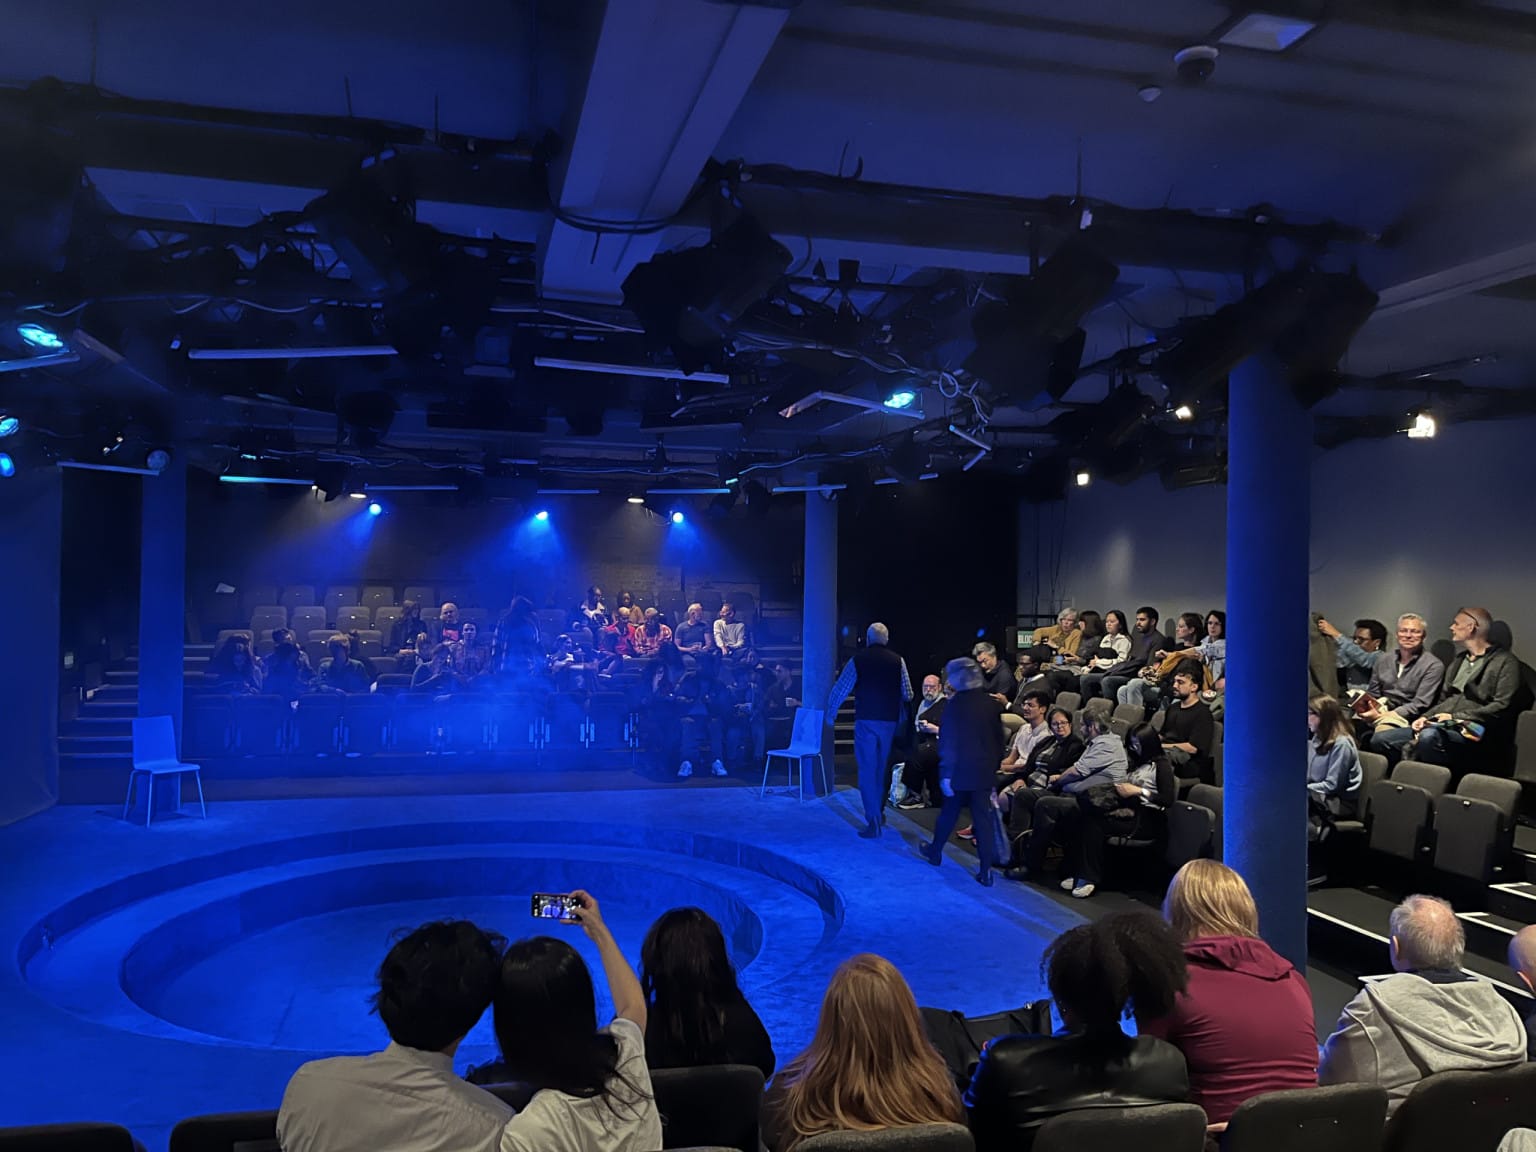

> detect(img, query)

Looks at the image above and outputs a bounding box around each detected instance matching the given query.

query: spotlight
[1407,412,1436,440]
[348,492,368,500]
[534,509,550,521]
[626,495,645,505]
[0,452,13,478]
[883,388,918,410]
[670,510,685,524]
[1075,470,1092,487]
[1173,404,1194,421]
[0,415,17,437]
[17,323,64,351]
[368,501,383,516]
[145,447,172,474]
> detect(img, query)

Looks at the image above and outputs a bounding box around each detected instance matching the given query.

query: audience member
[576,586,607,628]
[596,606,635,673]
[316,634,370,694]
[920,657,1005,885]
[431,602,463,647]
[999,691,1052,777]
[762,954,962,1152]
[493,596,541,677]
[1082,606,1165,700]
[674,667,730,779]
[1001,707,1086,836]
[493,891,662,1152]
[1118,612,1203,713]
[1143,861,1318,1128]
[1052,610,1129,694]
[1355,614,1443,738]
[1373,606,1522,771]
[261,628,312,702]
[1160,661,1217,785]
[276,920,508,1152]
[973,642,1015,704]
[966,912,1190,1152]
[452,621,490,680]
[1319,893,1526,1114]
[771,660,799,710]
[828,622,914,840]
[390,600,430,654]
[1030,608,1081,657]
[1308,694,1362,834]
[411,644,460,693]
[637,662,683,776]
[639,907,774,1080]
[207,633,263,694]
[1001,647,1054,735]
[1316,616,1387,694]
[714,602,752,664]
[897,674,947,811]
[630,608,672,660]
[673,603,716,670]
[1505,926,1536,1060]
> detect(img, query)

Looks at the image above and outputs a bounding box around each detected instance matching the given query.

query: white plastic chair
[760,707,829,801]
[123,715,206,827]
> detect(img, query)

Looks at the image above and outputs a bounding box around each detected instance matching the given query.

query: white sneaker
[1059,877,1076,892]
[677,761,693,778]
[710,760,727,777]
[1071,882,1097,899]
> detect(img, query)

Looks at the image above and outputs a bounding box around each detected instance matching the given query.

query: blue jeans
[1371,722,1470,768]
[854,719,897,830]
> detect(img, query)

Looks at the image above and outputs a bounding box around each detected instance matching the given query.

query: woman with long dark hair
[206,633,263,694]
[640,907,774,1078]
[1053,723,1175,900]
[967,913,1190,1152]
[494,891,660,1152]
[1308,694,1362,826]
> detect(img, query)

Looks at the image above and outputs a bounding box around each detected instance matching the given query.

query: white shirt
[278,1043,512,1152]
[714,618,747,652]
[1010,720,1050,762]
[500,1017,662,1152]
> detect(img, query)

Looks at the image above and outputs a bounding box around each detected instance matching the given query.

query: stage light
[17,323,64,351]
[1075,470,1092,487]
[145,448,172,474]
[0,415,17,437]
[670,510,685,524]
[534,509,550,521]
[626,496,645,505]
[348,492,368,500]
[1173,404,1194,421]
[883,388,917,410]
[1407,412,1436,440]
[0,453,13,478]
[368,501,383,516]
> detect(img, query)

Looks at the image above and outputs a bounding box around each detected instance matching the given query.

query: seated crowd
[267,859,1534,1152]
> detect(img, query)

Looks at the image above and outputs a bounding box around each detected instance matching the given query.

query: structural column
[1224,356,1311,971]
[802,491,838,789]
[139,456,187,742]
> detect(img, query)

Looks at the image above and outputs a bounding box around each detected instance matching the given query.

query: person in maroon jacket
[1139,860,1318,1129]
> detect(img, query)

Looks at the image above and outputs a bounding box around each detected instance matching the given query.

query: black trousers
[1025,794,1083,873]
[930,788,998,872]
[904,739,940,803]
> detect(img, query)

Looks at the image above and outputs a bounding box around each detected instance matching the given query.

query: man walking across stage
[827,622,914,839]
[920,656,1005,886]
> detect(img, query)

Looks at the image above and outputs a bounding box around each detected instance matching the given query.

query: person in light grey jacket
[1319,894,1527,1115]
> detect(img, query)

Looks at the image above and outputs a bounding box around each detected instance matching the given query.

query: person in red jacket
[1139,860,1318,1129]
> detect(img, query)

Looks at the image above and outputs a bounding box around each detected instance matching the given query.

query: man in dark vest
[919,656,1005,885]
[827,621,914,838]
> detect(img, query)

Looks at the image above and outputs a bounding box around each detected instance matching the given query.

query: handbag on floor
[978,792,1010,865]
[921,1001,1055,1089]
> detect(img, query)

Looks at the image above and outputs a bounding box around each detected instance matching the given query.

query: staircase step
[63,717,133,737]
[60,753,134,773]
[60,736,133,755]
[104,669,139,685]
[80,701,139,718]
[90,684,138,702]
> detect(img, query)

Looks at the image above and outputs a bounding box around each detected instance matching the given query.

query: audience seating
[233,695,290,754]
[249,607,287,638]
[438,584,474,606]
[375,672,413,693]
[374,605,403,636]
[651,1064,765,1152]
[360,585,394,614]
[1333,752,1389,843]
[184,695,233,757]
[1111,702,1144,730]
[341,695,392,754]
[1083,698,1113,723]
[1515,711,1536,788]
[1054,691,1081,714]
[240,585,278,621]
[1382,1064,1536,1152]
[1165,797,1215,868]
[1032,1105,1206,1152]
[291,695,342,756]
[335,606,371,632]
[392,694,437,752]
[279,585,315,608]
[1224,1084,1387,1152]
[1432,774,1521,882]
[1367,760,1452,863]
[354,629,384,658]
[798,1125,975,1152]
[288,606,325,637]
[402,584,434,607]
[1188,783,1224,859]
[461,607,490,628]
[304,628,334,646]
[168,1111,278,1152]
[0,1124,138,1152]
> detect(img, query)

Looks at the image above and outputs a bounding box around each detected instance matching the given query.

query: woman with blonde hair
[1140,860,1317,1127]
[761,954,962,1151]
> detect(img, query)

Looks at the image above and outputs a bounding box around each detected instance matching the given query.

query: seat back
[0,1123,139,1152]
[1084,697,1113,722]
[1458,773,1522,827]
[249,607,287,637]
[279,584,316,608]
[335,605,372,632]
[240,584,278,621]
[1032,1104,1207,1152]
[353,629,384,658]
[1383,1064,1536,1152]
[374,605,404,637]
[787,707,825,753]
[232,695,290,754]
[651,1064,766,1152]
[1367,779,1437,862]
[1394,760,1453,796]
[1112,702,1144,728]
[1515,711,1536,785]
[1165,800,1215,868]
[1188,783,1224,859]
[797,1123,975,1152]
[168,1111,279,1152]
[1357,751,1389,820]
[1225,1083,1387,1152]
[1432,793,1506,881]
[288,606,326,637]
[360,585,395,613]
[183,697,233,757]
[292,695,344,755]
[1055,691,1082,714]
[132,715,179,765]
[402,585,435,609]
[342,695,392,755]
[323,585,358,616]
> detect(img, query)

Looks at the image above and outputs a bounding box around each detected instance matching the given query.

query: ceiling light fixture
[1075,470,1092,487]
[883,388,918,410]
[780,391,925,421]
[0,415,18,437]
[626,495,645,505]
[1173,404,1195,421]
[533,356,731,386]
[17,323,64,351]
[186,345,399,361]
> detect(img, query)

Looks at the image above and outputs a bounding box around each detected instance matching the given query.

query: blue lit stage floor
[0,783,1085,1150]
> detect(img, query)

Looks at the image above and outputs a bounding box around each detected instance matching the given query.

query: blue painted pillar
[802,491,838,784]
[1225,356,1311,971]
[139,457,187,743]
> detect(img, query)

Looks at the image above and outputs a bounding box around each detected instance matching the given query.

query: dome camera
[1174,44,1219,84]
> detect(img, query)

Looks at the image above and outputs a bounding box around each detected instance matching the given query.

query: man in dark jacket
[828,622,914,839]
[920,657,1004,885]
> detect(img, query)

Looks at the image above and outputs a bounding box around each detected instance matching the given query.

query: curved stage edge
[0,784,1082,1148]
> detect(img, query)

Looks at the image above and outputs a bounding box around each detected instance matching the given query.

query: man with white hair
[827,622,913,839]
[1506,925,1536,1060]
[1356,613,1444,738]
[1320,894,1526,1114]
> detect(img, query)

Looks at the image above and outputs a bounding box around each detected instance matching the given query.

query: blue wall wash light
[670,510,685,524]
[534,509,550,521]
[0,453,14,478]
[883,388,917,410]
[0,415,17,438]
[18,323,65,351]
[367,502,382,516]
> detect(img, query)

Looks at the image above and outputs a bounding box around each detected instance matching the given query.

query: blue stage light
[0,415,17,438]
[368,502,382,516]
[883,388,917,410]
[0,453,14,478]
[17,323,64,351]
[670,510,685,524]
[534,509,550,521]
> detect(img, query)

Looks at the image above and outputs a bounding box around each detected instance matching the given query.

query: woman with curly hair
[762,954,962,1151]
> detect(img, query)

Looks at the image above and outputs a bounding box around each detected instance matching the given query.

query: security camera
[1174,45,1219,84]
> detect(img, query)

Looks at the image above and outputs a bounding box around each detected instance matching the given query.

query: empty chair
[360,585,395,614]
[1149,709,1165,733]
[1515,711,1536,786]
[168,1110,278,1152]
[280,585,317,608]
[183,695,233,758]
[1112,702,1145,729]
[442,695,492,752]
[249,606,287,637]
[1031,1105,1207,1152]
[1165,799,1215,868]
[374,605,404,640]
[232,694,290,755]
[303,640,328,671]
[587,692,634,750]
[762,707,829,800]
[124,715,206,826]
[545,692,588,750]
[240,584,279,621]
[1055,691,1082,714]
[353,629,384,658]
[437,584,474,607]
[1433,774,1522,882]
[1383,1064,1536,1152]
[1368,760,1452,862]
[335,605,372,632]
[402,585,435,608]
[342,695,392,755]
[1,1123,139,1152]
[288,606,326,638]
[1187,783,1224,859]
[460,606,489,629]
[292,695,343,756]
[323,585,358,618]
[374,672,414,694]
[306,628,335,645]
[392,693,438,752]
[1224,1084,1388,1152]
[494,693,542,750]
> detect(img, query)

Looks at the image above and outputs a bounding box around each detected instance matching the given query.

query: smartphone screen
[531,893,580,920]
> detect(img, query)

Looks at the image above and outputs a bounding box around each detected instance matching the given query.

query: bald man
[1320,894,1526,1113]
[1508,926,1536,1060]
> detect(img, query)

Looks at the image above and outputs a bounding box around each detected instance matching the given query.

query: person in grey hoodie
[1319,894,1527,1114]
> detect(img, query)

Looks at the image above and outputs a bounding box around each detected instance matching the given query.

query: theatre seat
[292,695,343,756]
[184,695,233,757]
[288,606,325,637]
[342,695,391,755]
[335,606,371,632]
[374,605,403,637]
[279,585,316,608]
[392,694,438,752]
[323,586,358,618]
[1,1123,138,1152]
[402,585,434,608]
[232,695,290,755]
[1432,774,1520,882]
[360,585,394,614]
[1367,760,1451,863]
[1187,783,1224,859]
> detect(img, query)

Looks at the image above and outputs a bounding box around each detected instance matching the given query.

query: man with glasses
[1357,614,1444,742]
[1316,616,1387,694]
[1372,607,1522,771]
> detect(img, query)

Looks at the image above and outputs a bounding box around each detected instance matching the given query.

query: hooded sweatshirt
[1139,935,1318,1125]
[1319,971,1528,1115]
